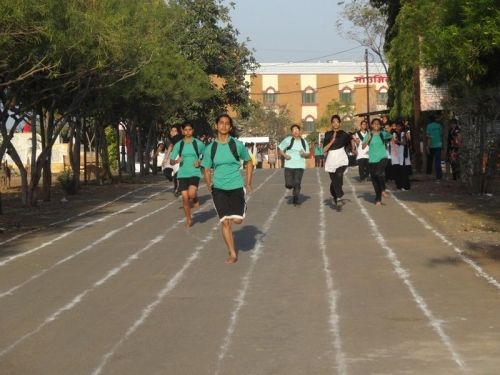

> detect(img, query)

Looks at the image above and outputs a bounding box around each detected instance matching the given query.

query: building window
[302,87,316,105]
[263,87,277,105]
[340,87,352,103]
[377,87,388,105]
[303,116,316,132]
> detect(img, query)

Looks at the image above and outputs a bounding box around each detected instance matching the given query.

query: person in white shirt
[353,119,370,182]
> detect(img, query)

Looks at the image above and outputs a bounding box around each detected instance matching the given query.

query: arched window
[302,115,316,132]
[340,87,353,103]
[263,87,277,105]
[302,87,316,105]
[377,86,388,105]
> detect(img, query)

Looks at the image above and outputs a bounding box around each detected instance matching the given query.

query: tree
[236,102,293,142]
[337,0,388,75]
[317,99,356,132]
[373,0,500,193]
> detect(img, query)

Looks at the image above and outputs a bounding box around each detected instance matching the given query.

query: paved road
[0,169,499,375]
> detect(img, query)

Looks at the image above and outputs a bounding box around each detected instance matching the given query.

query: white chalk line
[0,191,218,357]
[214,191,286,375]
[91,171,279,375]
[348,179,466,370]
[389,192,500,291]
[316,169,347,375]
[0,184,156,247]
[0,192,183,300]
[0,187,170,268]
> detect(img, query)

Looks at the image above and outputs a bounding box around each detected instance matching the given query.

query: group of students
[154,115,253,265]
[154,113,417,265]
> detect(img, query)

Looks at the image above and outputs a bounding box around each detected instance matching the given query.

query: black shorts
[177,176,200,191]
[212,187,246,222]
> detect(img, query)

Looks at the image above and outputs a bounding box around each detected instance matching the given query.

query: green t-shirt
[278,136,310,169]
[170,138,205,178]
[200,137,250,190]
[314,145,324,156]
[363,131,392,163]
[426,122,443,148]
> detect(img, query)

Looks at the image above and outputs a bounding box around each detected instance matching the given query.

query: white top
[353,130,369,160]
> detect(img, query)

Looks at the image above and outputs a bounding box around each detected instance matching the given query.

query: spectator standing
[426,114,444,180]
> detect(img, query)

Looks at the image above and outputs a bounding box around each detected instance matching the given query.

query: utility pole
[365,49,370,124]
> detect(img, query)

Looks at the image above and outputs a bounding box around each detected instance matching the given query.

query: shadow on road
[192,209,217,224]
[234,225,264,252]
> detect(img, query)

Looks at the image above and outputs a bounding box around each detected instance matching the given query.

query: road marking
[0,194,181,299]
[214,190,286,375]
[0,187,169,268]
[92,171,278,375]
[389,192,500,291]
[348,179,466,370]
[0,184,155,247]
[317,169,347,375]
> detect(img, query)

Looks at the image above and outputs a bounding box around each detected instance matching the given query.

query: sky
[226,0,363,64]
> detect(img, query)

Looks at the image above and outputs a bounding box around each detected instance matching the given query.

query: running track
[0,169,499,374]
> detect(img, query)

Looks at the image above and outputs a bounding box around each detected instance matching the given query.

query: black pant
[328,166,347,199]
[357,158,369,181]
[369,159,387,202]
[284,168,304,197]
[393,164,411,190]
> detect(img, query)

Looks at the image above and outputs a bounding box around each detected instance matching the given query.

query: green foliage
[236,102,293,143]
[317,100,356,131]
[105,126,117,171]
[57,169,77,195]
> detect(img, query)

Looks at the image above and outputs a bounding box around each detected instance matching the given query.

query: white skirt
[325,149,348,173]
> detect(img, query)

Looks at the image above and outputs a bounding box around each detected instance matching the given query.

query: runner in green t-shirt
[201,114,253,264]
[170,122,205,227]
[362,118,393,206]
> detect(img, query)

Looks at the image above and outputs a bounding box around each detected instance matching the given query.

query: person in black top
[323,115,356,206]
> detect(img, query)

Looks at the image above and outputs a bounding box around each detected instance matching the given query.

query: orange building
[246,61,389,132]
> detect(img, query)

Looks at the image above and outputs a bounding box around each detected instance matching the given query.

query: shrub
[57,170,77,195]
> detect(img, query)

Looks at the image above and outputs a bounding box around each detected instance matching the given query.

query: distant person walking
[201,114,253,264]
[278,124,310,206]
[314,142,324,167]
[426,114,444,180]
[267,143,278,168]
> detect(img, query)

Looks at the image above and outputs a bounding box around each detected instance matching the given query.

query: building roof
[252,61,387,75]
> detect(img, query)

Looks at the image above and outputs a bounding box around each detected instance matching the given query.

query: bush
[57,170,77,195]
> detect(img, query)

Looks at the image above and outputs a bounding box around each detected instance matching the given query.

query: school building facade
[245,61,389,132]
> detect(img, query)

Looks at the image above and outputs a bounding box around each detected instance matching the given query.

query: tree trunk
[137,127,144,176]
[127,123,136,176]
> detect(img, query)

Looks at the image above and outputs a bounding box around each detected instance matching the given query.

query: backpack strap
[210,138,240,165]
[228,138,240,161]
[285,137,295,151]
[356,131,364,141]
[285,137,306,151]
[192,139,200,159]
[300,138,306,150]
[178,140,184,156]
[179,140,200,158]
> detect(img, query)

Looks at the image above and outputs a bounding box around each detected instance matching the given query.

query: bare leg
[221,219,238,263]
[181,190,192,227]
[188,186,200,208]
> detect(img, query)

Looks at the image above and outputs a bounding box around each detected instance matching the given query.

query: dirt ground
[0,172,498,261]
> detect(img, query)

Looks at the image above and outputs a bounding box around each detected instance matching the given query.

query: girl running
[362,118,393,206]
[170,122,205,227]
[201,114,253,264]
[323,115,356,206]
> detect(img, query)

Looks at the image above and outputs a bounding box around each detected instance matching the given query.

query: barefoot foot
[225,256,238,264]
